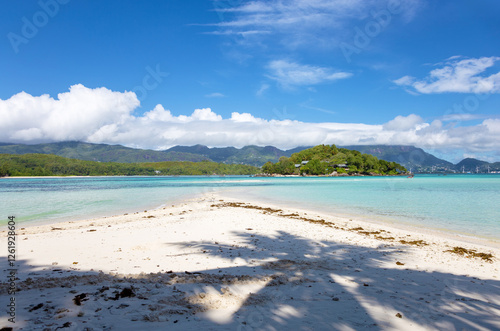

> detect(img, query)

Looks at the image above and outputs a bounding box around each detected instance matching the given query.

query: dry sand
[1,193,499,330]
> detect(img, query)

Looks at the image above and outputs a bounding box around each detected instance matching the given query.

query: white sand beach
[1,194,499,330]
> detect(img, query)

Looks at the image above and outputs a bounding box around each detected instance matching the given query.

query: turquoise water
[225,175,500,241]
[1,175,499,241]
[0,176,250,226]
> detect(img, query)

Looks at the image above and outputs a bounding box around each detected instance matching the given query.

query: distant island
[1,141,499,174]
[260,144,407,176]
[0,145,407,177]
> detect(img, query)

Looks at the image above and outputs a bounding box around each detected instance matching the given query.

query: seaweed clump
[445,246,494,262]
[213,202,335,227]
[399,239,428,246]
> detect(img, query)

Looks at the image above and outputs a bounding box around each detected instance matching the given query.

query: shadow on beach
[2,228,500,330]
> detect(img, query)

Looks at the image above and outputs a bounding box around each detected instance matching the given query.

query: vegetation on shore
[0,154,260,177]
[2,141,499,173]
[261,144,407,176]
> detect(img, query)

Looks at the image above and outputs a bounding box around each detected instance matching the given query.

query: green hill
[261,144,407,176]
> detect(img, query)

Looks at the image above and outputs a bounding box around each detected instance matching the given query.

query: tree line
[261,144,407,176]
[0,154,260,177]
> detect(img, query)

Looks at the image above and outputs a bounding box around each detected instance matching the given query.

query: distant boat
[407,173,414,178]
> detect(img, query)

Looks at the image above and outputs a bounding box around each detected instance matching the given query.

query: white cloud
[266,60,352,88]
[205,92,226,98]
[394,56,500,94]
[178,108,222,122]
[383,114,425,131]
[1,85,499,158]
[144,104,174,122]
[0,84,138,143]
[205,30,271,37]
[230,112,260,123]
[256,83,270,96]
[393,75,414,86]
[211,0,424,48]
[483,118,500,133]
[440,113,483,122]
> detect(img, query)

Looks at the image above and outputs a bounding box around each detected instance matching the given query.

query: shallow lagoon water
[225,175,500,241]
[1,174,499,241]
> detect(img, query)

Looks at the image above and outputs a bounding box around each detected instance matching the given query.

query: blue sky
[1,0,499,162]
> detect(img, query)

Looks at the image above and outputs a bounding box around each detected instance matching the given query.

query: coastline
[1,193,499,330]
[4,175,499,243]
[217,190,500,249]
[9,185,500,248]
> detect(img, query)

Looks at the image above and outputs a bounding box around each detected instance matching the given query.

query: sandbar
[1,193,499,330]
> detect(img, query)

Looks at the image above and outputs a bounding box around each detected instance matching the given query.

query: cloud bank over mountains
[1,84,499,159]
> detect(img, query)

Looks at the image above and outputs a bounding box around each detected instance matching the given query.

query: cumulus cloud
[0,84,139,143]
[483,118,500,133]
[394,56,500,94]
[1,85,499,157]
[383,114,425,131]
[266,60,352,88]
[181,108,222,122]
[230,112,261,123]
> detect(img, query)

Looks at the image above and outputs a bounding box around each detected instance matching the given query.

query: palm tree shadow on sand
[168,230,500,330]
[2,230,500,330]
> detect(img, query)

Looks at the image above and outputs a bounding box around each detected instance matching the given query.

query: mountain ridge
[340,145,454,172]
[167,144,309,166]
[0,141,498,172]
[0,141,209,163]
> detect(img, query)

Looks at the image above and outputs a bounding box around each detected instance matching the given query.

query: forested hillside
[0,141,208,163]
[0,154,259,177]
[261,145,407,176]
